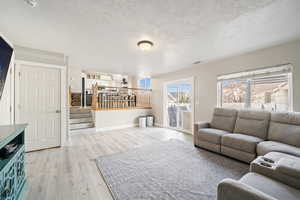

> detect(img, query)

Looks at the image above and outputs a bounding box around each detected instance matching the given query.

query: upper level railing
[91,84,152,110]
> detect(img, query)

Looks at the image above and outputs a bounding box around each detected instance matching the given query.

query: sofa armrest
[194,121,210,131]
[217,178,276,200]
[276,157,300,179]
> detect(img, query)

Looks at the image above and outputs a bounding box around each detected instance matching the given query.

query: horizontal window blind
[217,64,292,81]
[251,75,288,84]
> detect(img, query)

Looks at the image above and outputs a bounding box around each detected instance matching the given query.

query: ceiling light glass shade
[137,40,154,51]
[24,0,38,7]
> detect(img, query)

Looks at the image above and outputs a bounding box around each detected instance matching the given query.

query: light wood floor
[26,127,192,200]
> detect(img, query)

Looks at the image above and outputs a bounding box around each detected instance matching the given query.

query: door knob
[56,110,61,113]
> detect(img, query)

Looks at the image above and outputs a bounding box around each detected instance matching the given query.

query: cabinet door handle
[56,110,61,113]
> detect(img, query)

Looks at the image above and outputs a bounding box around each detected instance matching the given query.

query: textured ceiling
[1,0,300,76]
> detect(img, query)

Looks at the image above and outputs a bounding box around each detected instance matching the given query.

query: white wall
[69,68,139,91]
[69,67,83,93]
[14,45,66,66]
[152,39,300,126]
[94,109,152,131]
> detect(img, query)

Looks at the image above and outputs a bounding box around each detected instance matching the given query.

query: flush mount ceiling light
[137,40,154,51]
[24,0,38,7]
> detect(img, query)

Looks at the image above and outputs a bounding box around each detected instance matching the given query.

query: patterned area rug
[96,139,248,200]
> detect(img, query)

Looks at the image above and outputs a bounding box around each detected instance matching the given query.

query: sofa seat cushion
[221,146,256,163]
[277,158,300,179]
[197,128,230,144]
[222,134,263,153]
[257,141,300,157]
[240,173,300,200]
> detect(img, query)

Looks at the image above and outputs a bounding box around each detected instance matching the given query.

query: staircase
[69,107,95,132]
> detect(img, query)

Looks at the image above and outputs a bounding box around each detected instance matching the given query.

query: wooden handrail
[96,85,152,91]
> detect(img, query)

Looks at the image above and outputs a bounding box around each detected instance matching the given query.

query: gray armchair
[218,177,276,200]
[218,173,300,200]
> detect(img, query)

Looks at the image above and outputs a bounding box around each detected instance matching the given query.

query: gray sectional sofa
[257,112,300,157]
[194,108,300,163]
[198,108,300,199]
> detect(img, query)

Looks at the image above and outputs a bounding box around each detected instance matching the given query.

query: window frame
[217,66,293,112]
[138,77,152,89]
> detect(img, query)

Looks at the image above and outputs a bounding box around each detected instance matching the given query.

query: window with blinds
[217,64,293,112]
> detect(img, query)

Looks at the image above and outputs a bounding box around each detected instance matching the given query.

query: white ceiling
[1,0,300,76]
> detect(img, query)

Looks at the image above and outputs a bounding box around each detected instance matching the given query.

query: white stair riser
[69,107,95,131]
[70,113,92,119]
[70,109,91,114]
[70,118,93,124]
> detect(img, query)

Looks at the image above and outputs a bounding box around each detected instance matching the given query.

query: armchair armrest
[194,121,211,146]
[194,121,210,131]
[218,178,276,200]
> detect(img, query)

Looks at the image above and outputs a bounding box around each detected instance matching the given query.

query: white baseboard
[96,124,138,132]
[70,127,96,136]
[154,123,193,135]
[154,123,164,127]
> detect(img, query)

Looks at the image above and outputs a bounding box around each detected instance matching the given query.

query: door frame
[14,60,67,148]
[0,33,15,125]
[163,77,195,134]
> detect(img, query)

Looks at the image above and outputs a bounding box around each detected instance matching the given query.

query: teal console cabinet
[0,124,27,200]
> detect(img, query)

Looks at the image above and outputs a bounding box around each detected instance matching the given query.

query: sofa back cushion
[234,110,270,139]
[268,112,300,147]
[211,108,237,132]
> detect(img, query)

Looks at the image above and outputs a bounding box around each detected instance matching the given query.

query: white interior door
[15,63,61,152]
